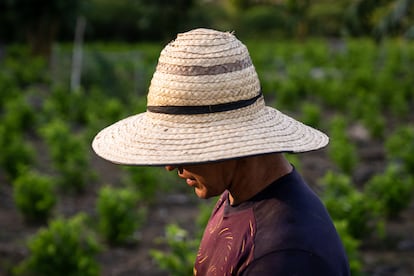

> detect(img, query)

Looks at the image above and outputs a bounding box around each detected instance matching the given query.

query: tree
[0,0,83,57]
[344,0,414,39]
[373,0,414,39]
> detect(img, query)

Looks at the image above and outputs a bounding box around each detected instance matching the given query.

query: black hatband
[147,92,262,115]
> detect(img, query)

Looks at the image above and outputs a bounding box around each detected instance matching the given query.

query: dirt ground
[0,140,414,276]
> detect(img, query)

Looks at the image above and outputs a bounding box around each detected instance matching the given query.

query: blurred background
[0,0,414,275]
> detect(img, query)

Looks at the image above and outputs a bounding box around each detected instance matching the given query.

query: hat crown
[92,28,329,166]
[147,28,261,108]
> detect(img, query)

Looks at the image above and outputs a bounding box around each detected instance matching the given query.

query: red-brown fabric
[194,169,350,276]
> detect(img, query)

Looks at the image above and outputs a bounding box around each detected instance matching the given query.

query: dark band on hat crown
[147,92,263,115]
[156,56,253,76]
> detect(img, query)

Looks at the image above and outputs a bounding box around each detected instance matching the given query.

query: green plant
[365,164,414,218]
[39,119,93,192]
[150,224,198,276]
[358,93,385,138]
[151,200,215,274]
[320,171,383,239]
[327,116,358,174]
[13,169,56,223]
[333,220,362,276]
[0,126,35,180]
[124,166,170,202]
[15,213,100,276]
[97,185,145,245]
[300,101,322,128]
[385,125,414,172]
[285,153,302,171]
[42,86,90,124]
[2,47,49,85]
[2,95,36,133]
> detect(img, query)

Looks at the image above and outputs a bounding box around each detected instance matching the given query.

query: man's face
[165,160,236,199]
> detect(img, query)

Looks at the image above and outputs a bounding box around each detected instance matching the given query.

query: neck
[228,153,292,205]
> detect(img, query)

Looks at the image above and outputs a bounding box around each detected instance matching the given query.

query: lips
[186,178,197,187]
[178,171,197,187]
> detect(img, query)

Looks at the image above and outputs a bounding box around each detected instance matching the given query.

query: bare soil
[0,138,414,276]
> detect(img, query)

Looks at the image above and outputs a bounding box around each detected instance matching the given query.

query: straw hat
[92,28,328,166]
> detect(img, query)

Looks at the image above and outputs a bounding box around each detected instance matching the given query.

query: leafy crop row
[1,39,413,275]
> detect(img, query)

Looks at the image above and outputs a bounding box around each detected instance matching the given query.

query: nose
[165,165,175,171]
[165,165,184,174]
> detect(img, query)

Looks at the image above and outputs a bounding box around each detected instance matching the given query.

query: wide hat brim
[92,99,329,166]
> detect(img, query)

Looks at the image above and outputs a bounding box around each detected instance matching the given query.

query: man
[92,28,350,275]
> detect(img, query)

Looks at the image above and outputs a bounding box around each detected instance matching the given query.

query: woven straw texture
[92,28,329,166]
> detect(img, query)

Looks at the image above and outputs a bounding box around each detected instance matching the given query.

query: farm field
[1,38,414,275]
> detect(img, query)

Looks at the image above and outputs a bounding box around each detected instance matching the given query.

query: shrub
[39,119,93,192]
[327,116,358,174]
[320,171,383,239]
[85,93,125,125]
[0,126,35,180]
[3,47,49,87]
[13,170,56,223]
[385,125,414,173]
[151,200,215,274]
[300,102,322,128]
[15,213,100,276]
[334,220,362,276]
[97,186,145,245]
[124,166,170,202]
[150,224,198,276]
[358,93,385,138]
[238,5,291,37]
[365,164,414,218]
[2,95,36,133]
[0,71,20,108]
[42,86,91,124]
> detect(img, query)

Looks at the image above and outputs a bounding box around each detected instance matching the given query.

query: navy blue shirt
[194,168,350,275]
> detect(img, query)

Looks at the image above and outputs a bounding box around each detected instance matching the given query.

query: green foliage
[385,125,414,172]
[151,200,215,274]
[13,169,56,223]
[285,154,302,172]
[0,125,35,180]
[365,164,414,218]
[2,37,414,275]
[333,220,363,275]
[1,95,36,132]
[249,38,414,133]
[15,213,100,276]
[151,224,198,276]
[320,171,383,239]
[81,51,145,101]
[300,101,322,128]
[356,92,385,138]
[327,116,358,174]
[97,186,145,245]
[85,0,196,41]
[39,119,93,192]
[0,86,36,180]
[42,85,128,143]
[123,166,171,202]
[84,93,127,141]
[85,93,125,125]
[237,5,292,37]
[1,46,49,85]
[42,86,90,124]
[2,0,414,44]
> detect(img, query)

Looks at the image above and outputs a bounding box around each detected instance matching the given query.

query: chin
[195,191,208,199]
[195,189,221,200]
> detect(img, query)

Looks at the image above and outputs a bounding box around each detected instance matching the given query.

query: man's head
[164,153,293,204]
[92,28,328,166]
[165,160,237,199]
